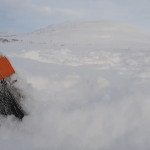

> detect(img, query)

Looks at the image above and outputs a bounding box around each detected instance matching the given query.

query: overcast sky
[1,0,150,32]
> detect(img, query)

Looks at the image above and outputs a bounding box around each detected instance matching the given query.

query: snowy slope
[0,21,150,150]
[19,21,150,50]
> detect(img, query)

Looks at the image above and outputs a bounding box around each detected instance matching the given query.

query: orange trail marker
[0,56,15,80]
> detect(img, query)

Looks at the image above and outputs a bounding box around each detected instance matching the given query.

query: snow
[0,21,150,150]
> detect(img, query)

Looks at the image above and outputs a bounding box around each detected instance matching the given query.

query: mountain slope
[17,21,150,50]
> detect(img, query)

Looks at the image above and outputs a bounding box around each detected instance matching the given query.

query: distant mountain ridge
[1,21,150,50]
[16,21,150,50]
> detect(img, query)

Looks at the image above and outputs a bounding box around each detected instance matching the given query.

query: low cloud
[31,5,85,17]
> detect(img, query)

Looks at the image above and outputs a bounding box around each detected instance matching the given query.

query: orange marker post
[0,56,15,80]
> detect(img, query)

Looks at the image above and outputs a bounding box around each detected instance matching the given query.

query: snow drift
[0,21,150,150]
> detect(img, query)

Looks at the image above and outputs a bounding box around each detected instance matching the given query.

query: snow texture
[0,21,150,150]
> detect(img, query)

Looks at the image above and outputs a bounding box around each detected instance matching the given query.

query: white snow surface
[0,21,150,150]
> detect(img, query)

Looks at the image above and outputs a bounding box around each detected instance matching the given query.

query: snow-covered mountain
[0,21,150,150]
[4,20,150,49]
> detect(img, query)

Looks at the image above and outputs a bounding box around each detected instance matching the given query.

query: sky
[1,0,150,32]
